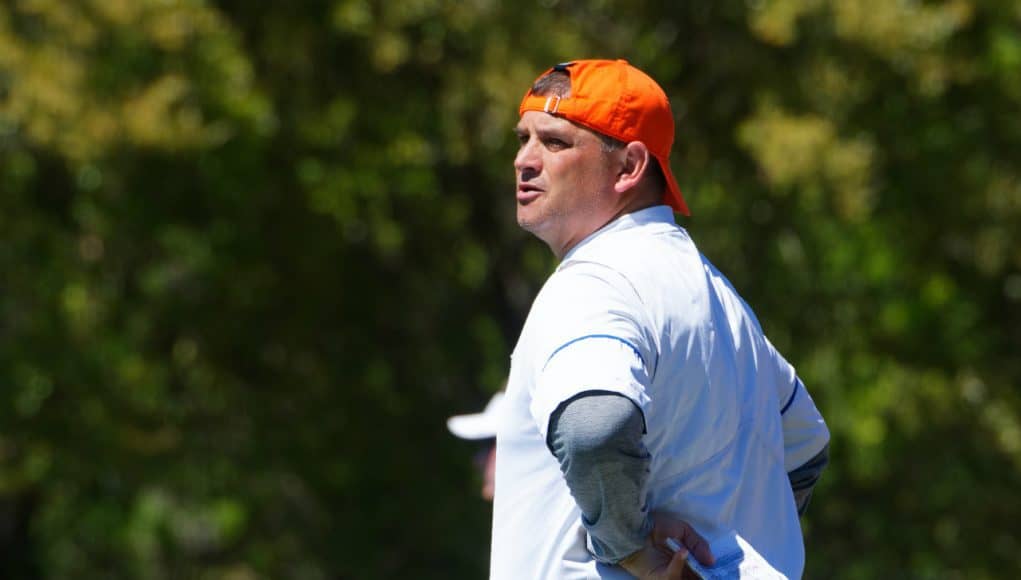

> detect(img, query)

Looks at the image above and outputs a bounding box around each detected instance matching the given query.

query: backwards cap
[519,59,690,216]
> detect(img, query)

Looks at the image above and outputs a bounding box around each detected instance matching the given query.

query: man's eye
[545,138,568,149]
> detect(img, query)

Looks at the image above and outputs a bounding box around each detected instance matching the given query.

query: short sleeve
[765,340,830,471]
[779,377,830,471]
[524,261,654,440]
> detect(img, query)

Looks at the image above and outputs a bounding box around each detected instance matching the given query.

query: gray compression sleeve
[548,391,652,564]
[788,443,829,515]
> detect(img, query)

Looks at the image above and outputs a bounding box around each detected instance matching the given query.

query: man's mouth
[517,183,543,204]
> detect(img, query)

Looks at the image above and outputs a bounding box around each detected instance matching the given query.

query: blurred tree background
[0,0,1018,578]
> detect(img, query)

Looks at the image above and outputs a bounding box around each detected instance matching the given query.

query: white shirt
[490,206,829,579]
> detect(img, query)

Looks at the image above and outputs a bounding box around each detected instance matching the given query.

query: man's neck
[550,200,662,260]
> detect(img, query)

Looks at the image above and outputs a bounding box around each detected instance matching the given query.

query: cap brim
[656,154,690,216]
[447,392,504,440]
[447,413,498,440]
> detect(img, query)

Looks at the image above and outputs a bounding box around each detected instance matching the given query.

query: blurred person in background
[447,390,505,501]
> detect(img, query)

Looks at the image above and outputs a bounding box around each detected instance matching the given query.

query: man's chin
[518,217,558,248]
[517,216,544,236]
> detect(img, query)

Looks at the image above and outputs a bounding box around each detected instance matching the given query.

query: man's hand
[619,512,714,580]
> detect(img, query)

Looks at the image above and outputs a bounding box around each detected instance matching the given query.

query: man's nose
[514,140,540,174]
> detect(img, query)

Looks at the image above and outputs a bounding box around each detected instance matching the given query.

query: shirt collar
[560,205,677,264]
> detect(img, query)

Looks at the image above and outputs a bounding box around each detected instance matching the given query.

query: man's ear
[614,142,651,194]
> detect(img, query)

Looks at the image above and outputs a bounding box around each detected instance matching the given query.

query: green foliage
[0,0,1018,578]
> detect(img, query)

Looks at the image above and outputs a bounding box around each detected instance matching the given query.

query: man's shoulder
[545,258,642,308]
[562,225,701,288]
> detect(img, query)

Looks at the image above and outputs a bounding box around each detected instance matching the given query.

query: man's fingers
[665,549,689,579]
[677,523,715,566]
[651,513,716,570]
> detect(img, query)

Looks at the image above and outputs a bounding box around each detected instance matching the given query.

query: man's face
[514,111,620,257]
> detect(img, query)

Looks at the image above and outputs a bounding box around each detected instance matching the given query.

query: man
[447,390,505,501]
[490,60,830,579]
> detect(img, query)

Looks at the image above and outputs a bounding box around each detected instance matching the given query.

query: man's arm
[548,391,714,579]
[788,443,829,515]
[547,391,651,563]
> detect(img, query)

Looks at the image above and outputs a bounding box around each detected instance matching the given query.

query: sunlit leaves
[0,0,270,158]
[738,105,875,220]
[0,0,1019,578]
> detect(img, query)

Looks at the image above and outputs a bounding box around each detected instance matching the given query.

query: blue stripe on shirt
[780,378,801,415]
[543,334,645,371]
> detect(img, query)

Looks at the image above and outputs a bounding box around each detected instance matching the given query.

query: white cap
[447,392,505,440]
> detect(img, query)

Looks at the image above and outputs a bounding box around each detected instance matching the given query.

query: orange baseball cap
[519,59,690,216]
